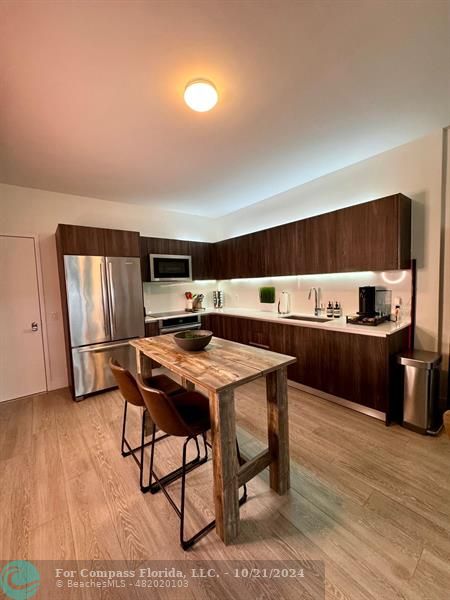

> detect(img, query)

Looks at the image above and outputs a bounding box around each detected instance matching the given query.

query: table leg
[134,348,152,379]
[208,389,240,544]
[181,377,195,391]
[266,367,290,494]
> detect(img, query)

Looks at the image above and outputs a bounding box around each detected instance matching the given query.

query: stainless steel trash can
[397,350,442,435]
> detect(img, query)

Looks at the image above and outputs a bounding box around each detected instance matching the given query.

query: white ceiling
[0,0,449,218]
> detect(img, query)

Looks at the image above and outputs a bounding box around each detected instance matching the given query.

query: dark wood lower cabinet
[201,313,409,423]
[144,321,159,337]
[144,321,160,368]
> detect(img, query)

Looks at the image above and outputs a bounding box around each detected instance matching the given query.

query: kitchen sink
[281,315,332,323]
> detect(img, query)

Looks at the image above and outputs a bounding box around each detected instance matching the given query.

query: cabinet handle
[248,341,270,350]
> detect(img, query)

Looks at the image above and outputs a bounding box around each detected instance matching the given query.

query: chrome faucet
[308,287,320,316]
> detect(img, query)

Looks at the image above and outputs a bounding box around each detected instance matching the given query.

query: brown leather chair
[137,375,247,550]
[109,359,184,492]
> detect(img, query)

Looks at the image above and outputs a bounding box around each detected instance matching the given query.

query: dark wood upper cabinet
[213,194,411,278]
[244,230,271,277]
[265,222,297,277]
[214,237,237,280]
[148,237,191,256]
[296,211,338,275]
[56,224,140,257]
[103,228,140,257]
[56,224,105,256]
[140,236,151,281]
[190,241,214,280]
[335,194,411,272]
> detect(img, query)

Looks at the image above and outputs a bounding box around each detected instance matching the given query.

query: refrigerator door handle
[107,260,117,339]
[100,259,110,339]
[77,341,131,353]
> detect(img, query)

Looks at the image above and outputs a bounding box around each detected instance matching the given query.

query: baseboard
[287,380,386,422]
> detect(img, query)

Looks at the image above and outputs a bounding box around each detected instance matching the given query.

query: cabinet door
[146,237,191,256]
[297,212,337,274]
[144,321,159,337]
[214,238,236,280]
[335,195,411,272]
[104,229,140,257]
[240,231,268,278]
[265,222,297,276]
[56,224,105,256]
[140,237,151,281]
[201,314,215,332]
[216,231,268,279]
[286,325,388,411]
[206,314,225,338]
[191,241,214,280]
[284,326,323,389]
[246,318,271,349]
[326,332,388,411]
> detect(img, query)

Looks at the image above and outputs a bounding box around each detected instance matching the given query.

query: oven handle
[159,323,201,334]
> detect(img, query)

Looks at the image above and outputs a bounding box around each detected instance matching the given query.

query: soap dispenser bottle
[326,301,333,318]
[333,301,341,318]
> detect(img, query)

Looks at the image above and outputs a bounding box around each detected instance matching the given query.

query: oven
[158,314,201,334]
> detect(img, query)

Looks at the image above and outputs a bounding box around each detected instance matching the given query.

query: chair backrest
[136,375,190,437]
[109,359,144,407]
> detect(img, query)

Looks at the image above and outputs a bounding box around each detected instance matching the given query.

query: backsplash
[144,271,412,319]
[219,270,412,318]
[143,281,217,314]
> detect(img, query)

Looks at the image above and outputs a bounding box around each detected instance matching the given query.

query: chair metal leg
[121,402,169,492]
[139,408,147,492]
[178,436,246,550]
[121,401,128,456]
[147,430,207,495]
[147,433,248,550]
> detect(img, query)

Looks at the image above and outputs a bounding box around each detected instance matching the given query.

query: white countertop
[145,307,410,338]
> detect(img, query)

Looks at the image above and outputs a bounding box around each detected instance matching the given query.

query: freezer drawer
[72,340,138,399]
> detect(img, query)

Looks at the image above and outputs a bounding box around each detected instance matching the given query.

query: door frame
[0,233,49,396]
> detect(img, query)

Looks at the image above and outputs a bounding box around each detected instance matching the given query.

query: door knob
[31,322,39,332]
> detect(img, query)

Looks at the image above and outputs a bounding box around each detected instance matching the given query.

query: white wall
[0,183,215,390]
[217,131,445,352]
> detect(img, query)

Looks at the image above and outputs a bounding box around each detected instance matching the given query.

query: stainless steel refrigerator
[64,255,145,398]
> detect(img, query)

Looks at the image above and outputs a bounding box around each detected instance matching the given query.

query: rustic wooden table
[131,334,296,544]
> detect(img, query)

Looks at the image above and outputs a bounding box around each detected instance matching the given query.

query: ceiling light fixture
[184,80,218,112]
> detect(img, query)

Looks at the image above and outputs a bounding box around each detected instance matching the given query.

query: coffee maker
[358,286,376,316]
[346,286,391,326]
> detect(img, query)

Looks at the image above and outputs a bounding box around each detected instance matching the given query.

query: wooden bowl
[174,330,213,351]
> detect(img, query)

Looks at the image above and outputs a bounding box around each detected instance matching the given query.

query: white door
[0,235,47,402]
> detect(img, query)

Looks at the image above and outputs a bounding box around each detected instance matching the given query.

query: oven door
[150,254,192,282]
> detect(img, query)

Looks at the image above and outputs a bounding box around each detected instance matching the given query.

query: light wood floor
[1,376,450,599]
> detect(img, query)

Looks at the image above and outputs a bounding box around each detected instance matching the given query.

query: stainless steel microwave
[149,254,192,282]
